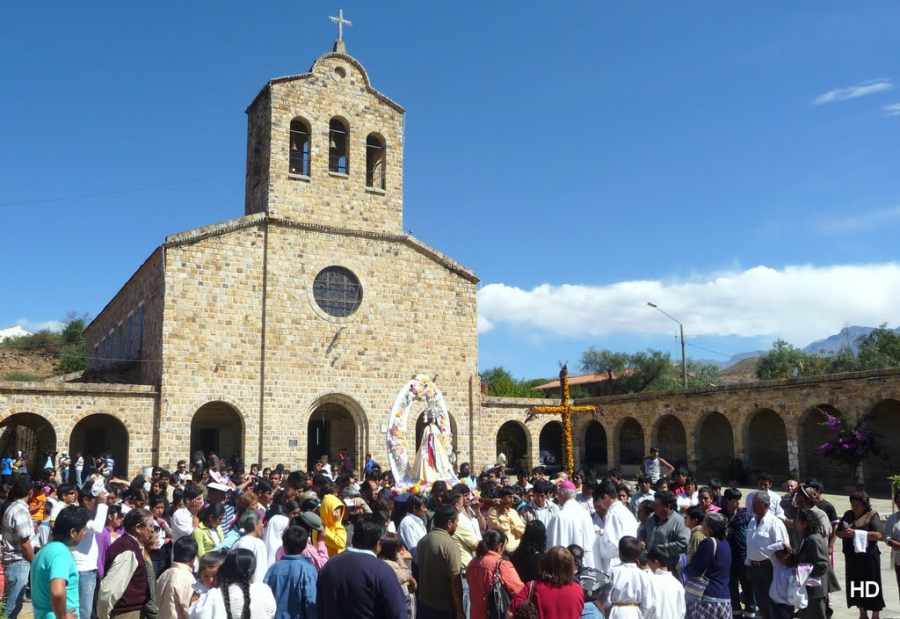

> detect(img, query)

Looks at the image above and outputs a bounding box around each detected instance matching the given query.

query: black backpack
[487,560,512,619]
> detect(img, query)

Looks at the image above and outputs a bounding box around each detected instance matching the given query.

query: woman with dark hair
[512,520,547,583]
[836,490,885,617]
[684,511,732,619]
[194,503,226,558]
[780,509,830,619]
[467,529,525,619]
[379,535,416,617]
[189,547,276,619]
[510,546,584,619]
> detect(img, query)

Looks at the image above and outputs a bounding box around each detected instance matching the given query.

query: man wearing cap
[297,507,329,571]
[745,489,789,619]
[548,480,596,569]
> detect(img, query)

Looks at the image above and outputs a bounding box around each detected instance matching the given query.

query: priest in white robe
[592,480,639,574]
[547,480,597,569]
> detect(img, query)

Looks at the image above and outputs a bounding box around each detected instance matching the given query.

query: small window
[366,133,386,190]
[313,266,362,317]
[289,118,311,176]
[329,118,349,175]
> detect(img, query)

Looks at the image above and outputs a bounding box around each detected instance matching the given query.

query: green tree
[856,325,900,370]
[824,346,859,374]
[479,367,543,397]
[580,348,629,381]
[56,318,87,373]
[756,340,827,380]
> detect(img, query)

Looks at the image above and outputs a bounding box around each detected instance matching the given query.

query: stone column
[785,415,800,477]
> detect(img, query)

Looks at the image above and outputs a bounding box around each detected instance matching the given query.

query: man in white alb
[548,480,596,569]
[592,480,639,574]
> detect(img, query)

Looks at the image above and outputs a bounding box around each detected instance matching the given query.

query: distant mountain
[803,325,900,355]
[0,325,31,342]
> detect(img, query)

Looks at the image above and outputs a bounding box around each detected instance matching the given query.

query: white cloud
[883,103,900,117]
[14,319,65,333]
[818,206,900,233]
[812,79,893,106]
[477,263,900,345]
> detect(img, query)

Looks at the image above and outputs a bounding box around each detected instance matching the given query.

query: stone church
[1,29,898,493]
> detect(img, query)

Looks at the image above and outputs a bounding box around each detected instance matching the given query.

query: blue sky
[2,2,899,379]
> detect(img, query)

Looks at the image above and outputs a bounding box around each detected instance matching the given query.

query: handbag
[488,560,511,619]
[684,539,717,600]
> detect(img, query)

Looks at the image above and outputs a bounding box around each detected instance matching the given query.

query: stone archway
[746,409,788,476]
[539,421,563,468]
[695,412,734,481]
[307,401,360,473]
[618,418,644,466]
[191,402,244,464]
[799,405,846,491]
[496,421,529,472]
[70,414,129,477]
[863,399,900,495]
[0,412,56,475]
[583,421,608,471]
[653,415,687,468]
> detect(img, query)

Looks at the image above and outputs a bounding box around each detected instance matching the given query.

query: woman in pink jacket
[466,529,525,619]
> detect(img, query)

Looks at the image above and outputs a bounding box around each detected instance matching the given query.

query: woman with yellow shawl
[320,494,347,556]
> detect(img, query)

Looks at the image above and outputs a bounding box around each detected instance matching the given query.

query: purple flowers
[816,410,877,468]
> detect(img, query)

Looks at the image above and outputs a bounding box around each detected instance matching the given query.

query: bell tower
[244,17,405,235]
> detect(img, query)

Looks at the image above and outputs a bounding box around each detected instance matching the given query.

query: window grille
[329,118,349,174]
[313,266,362,317]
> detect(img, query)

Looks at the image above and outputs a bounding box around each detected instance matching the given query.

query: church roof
[246,50,405,114]
[163,213,478,283]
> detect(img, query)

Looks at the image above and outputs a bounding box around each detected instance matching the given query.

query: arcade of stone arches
[1,396,898,495]
[494,399,900,495]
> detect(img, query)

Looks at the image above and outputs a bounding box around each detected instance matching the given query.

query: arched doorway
[70,414,129,477]
[415,412,459,457]
[800,405,846,491]
[307,402,358,472]
[583,421,607,471]
[191,402,243,464]
[746,409,788,476]
[539,421,563,468]
[654,415,687,468]
[696,412,734,481]
[0,413,56,475]
[496,421,529,472]
[863,399,900,495]
[618,418,644,466]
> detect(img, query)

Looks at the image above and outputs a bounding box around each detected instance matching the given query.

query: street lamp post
[647,302,688,389]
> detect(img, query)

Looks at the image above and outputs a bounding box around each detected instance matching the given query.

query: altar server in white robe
[592,480,639,574]
[604,536,656,619]
[547,480,597,569]
[645,547,685,619]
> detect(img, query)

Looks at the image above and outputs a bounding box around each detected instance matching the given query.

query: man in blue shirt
[31,505,90,619]
[265,526,318,619]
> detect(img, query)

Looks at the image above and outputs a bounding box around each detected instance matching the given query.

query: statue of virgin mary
[386,375,457,487]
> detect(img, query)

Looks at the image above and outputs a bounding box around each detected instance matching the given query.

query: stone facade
[3,41,898,494]
[476,368,900,494]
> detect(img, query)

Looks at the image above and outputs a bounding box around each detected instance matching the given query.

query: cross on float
[329,8,352,41]
[527,365,600,475]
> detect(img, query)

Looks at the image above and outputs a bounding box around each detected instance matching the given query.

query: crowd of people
[0,446,897,619]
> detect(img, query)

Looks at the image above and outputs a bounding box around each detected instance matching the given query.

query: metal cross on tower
[527,365,600,474]
[329,9,352,41]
